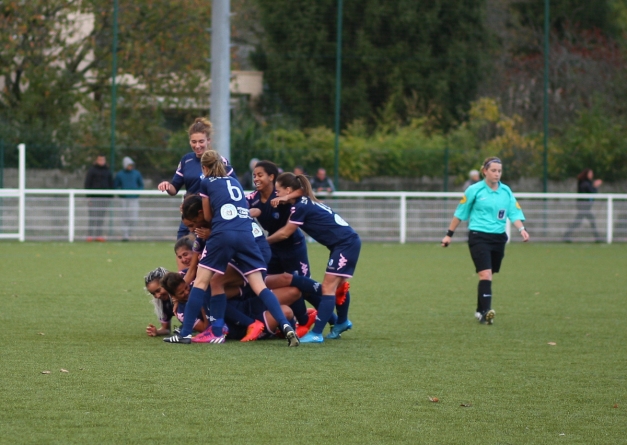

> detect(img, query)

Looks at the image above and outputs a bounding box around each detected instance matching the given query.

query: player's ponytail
[276,172,319,202]
[200,150,227,177]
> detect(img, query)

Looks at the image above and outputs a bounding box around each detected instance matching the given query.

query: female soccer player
[156,117,237,238]
[441,156,529,325]
[163,150,299,346]
[144,267,174,337]
[266,172,361,343]
[247,160,330,334]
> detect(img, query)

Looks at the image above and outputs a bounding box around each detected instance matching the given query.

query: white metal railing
[1,187,627,243]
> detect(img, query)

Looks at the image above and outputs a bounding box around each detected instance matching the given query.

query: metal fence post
[18,143,25,241]
[69,190,75,242]
[400,193,407,244]
[607,196,613,244]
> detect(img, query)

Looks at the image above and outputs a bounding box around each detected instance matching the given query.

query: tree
[0,0,213,169]
[252,0,489,131]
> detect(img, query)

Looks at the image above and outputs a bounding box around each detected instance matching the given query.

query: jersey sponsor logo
[498,209,506,220]
[334,214,349,226]
[460,195,467,204]
[221,203,238,220]
[251,222,263,238]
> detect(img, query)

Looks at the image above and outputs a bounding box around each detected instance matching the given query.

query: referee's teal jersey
[454,181,525,234]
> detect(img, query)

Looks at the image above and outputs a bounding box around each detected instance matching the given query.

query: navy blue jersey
[246,189,305,250]
[289,197,358,248]
[170,152,236,195]
[198,176,252,234]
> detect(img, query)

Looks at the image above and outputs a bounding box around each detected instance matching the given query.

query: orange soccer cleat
[296,308,317,338]
[335,281,350,305]
[241,320,265,342]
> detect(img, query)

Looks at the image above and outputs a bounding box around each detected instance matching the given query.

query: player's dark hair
[144,267,168,286]
[254,160,279,184]
[181,195,203,221]
[160,272,185,296]
[200,150,227,177]
[174,235,194,253]
[276,172,319,203]
[188,117,212,139]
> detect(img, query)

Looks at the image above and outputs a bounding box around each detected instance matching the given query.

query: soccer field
[1,241,625,444]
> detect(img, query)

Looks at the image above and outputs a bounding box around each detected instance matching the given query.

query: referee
[441,157,529,324]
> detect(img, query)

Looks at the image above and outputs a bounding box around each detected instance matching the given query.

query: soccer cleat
[480,309,496,325]
[325,319,353,339]
[299,331,324,343]
[163,333,192,344]
[173,326,182,335]
[191,328,226,344]
[335,281,350,305]
[241,320,265,342]
[282,324,300,347]
[295,308,317,338]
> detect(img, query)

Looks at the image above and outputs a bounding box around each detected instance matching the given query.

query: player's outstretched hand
[441,236,451,247]
[146,324,158,337]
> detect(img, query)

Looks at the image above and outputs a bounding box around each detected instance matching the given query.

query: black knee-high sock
[478,280,492,313]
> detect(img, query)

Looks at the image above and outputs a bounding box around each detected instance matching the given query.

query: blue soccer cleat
[299,331,324,343]
[325,319,352,339]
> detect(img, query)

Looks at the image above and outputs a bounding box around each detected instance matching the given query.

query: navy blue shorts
[325,234,361,278]
[267,240,311,277]
[468,231,508,273]
[199,230,267,276]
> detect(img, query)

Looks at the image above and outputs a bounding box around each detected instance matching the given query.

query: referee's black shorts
[468,231,508,273]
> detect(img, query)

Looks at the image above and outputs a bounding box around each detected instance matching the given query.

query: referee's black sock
[478,280,492,313]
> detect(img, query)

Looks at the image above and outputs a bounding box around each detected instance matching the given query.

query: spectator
[311,168,335,193]
[563,168,603,242]
[463,169,480,191]
[84,154,113,242]
[293,166,306,176]
[239,158,259,191]
[114,156,144,241]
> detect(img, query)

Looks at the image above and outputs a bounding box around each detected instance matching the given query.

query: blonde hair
[188,117,213,139]
[201,150,227,177]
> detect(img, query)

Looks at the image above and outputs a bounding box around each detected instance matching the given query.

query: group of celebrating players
[142,116,530,346]
[143,117,359,346]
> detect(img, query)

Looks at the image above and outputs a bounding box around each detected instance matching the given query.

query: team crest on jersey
[273,212,280,219]
[177,162,182,170]
[328,259,333,267]
[221,203,237,220]
[251,222,263,238]
[460,195,467,204]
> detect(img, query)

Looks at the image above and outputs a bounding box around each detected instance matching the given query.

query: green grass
[0,241,625,444]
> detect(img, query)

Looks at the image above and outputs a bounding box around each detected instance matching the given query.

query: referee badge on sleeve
[460,195,467,204]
